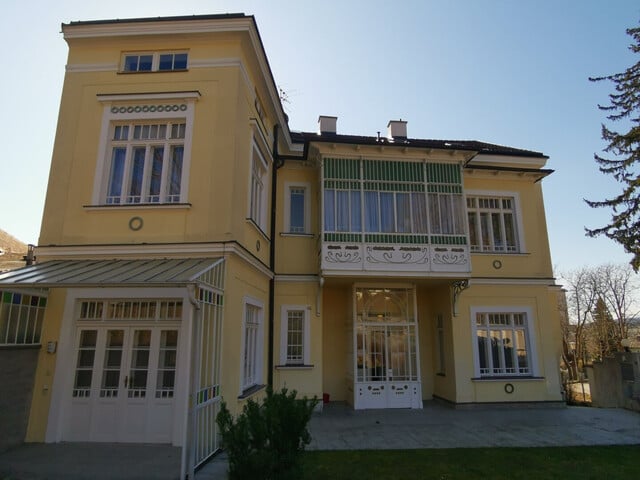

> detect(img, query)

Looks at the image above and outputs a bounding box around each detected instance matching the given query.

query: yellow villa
[0,13,564,478]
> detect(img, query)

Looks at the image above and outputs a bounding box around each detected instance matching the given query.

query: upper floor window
[122,52,188,72]
[284,183,310,234]
[249,142,269,231]
[106,121,186,205]
[93,92,199,207]
[467,195,520,253]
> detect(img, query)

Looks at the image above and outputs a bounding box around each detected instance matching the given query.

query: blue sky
[1,0,638,274]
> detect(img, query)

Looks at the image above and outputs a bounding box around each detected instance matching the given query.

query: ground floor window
[242,298,264,392]
[0,290,47,345]
[472,308,532,377]
[280,306,310,366]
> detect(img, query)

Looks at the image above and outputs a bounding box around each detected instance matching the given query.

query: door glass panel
[100,329,124,398]
[73,330,97,398]
[369,328,386,381]
[129,329,151,398]
[156,330,178,398]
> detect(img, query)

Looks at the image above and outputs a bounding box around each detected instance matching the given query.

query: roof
[62,13,248,28]
[0,258,223,288]
[291,131,548,159]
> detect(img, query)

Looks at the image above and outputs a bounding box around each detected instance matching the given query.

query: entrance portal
[353,287,422,409]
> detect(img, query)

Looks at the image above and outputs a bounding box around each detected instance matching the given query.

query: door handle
[124,375,129,388]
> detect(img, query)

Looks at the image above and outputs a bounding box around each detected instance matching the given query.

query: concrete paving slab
[2,403,638,480]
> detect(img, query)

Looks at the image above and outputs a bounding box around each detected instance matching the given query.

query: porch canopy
[0,258,224,288]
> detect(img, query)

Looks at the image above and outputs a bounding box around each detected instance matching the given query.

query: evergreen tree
[585,25,640,270]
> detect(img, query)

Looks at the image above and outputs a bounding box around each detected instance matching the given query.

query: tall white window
[106,121,186,204]
[473,309,532,377]
[280,306,311,366]
[467,196,519,252]
[242,299,264,392]
[249,143,268,230]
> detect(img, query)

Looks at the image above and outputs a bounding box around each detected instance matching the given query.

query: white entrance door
[67,326,178,443]
[354,287,422,409]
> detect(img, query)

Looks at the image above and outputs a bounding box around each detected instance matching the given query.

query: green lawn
[302,446,640,479]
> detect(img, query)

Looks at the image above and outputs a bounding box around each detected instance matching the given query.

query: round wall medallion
[504,383,515,394]
[128,216,144,231]
[492,260,502,270]
[256,240,261,252]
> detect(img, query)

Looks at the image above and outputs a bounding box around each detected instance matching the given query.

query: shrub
[216,387,318,480]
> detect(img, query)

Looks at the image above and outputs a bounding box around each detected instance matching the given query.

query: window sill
[0,344,41,350]
[245,218,270,241]
[470,251,529,256]
[238,384,266,400]
[279,232,315,238]
[275,364,314,370]
[84,203,191,211]
[118,69,189,74]
[472,376,544,382]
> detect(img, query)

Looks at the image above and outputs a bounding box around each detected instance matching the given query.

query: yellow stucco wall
[25,289,67,441]
[321,286,351,402]
[40,32,274,267]
[273,280,322,400]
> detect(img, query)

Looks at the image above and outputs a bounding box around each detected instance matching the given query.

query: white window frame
[92,92,199,206]
[279,305,311,366]
[247,134,271,232]
[121,51,189,72]
[465,190,526,253]
[241,296,264,393]
[284,182,311,234]
[470,306,538,378]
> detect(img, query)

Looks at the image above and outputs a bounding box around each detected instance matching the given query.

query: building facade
[0,13,563,477]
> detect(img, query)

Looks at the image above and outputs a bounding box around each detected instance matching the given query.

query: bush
[216,387,318,480]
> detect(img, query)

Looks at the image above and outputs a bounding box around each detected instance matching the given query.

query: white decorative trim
[470,278,557,286]
[66,63,118,72]
[469,154,547,168]
[274,275,318,283]
[97,91,201,102]
[190,58,253,92]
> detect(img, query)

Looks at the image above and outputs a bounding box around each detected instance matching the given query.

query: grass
[302,445,640,479]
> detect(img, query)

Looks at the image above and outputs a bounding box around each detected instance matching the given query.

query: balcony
[321,157,470,277]
[320,234,471,276]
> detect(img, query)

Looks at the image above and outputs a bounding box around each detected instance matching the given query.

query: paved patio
[2,402,639,480]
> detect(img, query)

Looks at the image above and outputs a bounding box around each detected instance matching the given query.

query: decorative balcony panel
[321,157,470,276]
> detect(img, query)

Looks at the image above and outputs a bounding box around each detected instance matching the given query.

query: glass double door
[354,287,422,409]
[67,326,178,443]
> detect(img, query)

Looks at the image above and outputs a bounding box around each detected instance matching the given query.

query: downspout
[268,125,284,387]
[268,124,308,387]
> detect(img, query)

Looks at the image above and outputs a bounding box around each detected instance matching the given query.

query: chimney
[318,115,337,135]
[387,119,407,140]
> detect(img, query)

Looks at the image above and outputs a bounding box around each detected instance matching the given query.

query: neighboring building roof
[0,258,223,288]
[0,229,28,273]
[291,131,548,159]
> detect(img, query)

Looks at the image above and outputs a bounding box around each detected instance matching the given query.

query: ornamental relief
[366,246,429,265]
[324,245,362,264]
[432,248,468,265]
[110,104,188,115]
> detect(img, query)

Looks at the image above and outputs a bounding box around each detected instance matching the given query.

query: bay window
[323,158,464,242]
